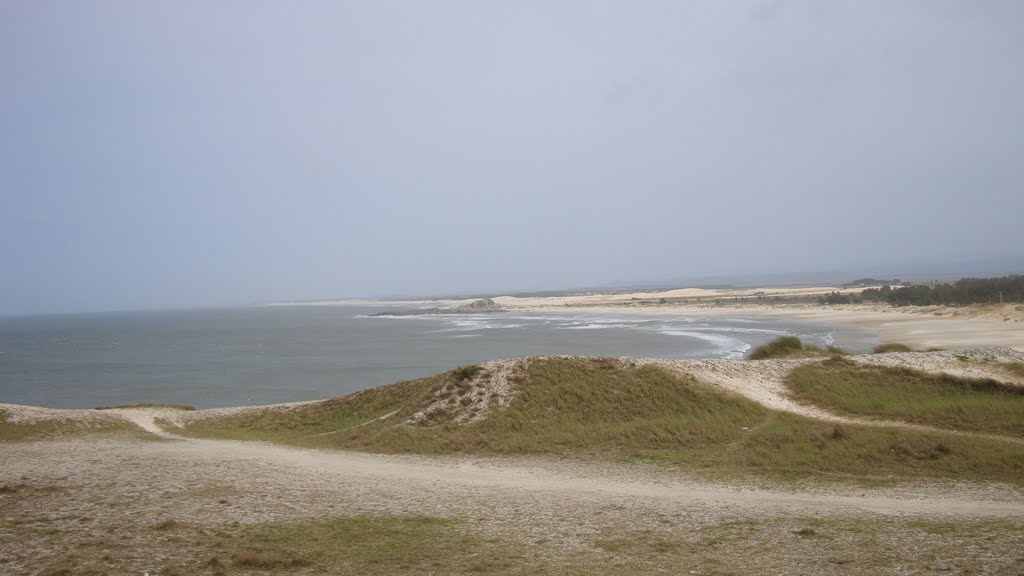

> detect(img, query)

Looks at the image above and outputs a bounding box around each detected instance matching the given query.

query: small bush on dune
[453,365,483,382]
[753,334,831,356]
[748,336,803,359]
[873,343,913,354]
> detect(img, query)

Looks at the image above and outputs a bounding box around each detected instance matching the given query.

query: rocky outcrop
[456,298,500,312]
[371,298,505,317]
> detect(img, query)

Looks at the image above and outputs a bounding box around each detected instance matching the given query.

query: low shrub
[873,343,913,353]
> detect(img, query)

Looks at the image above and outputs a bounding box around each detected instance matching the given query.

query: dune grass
[1004,362,1024,379]
[180,358,1024,486]
[872,343,913,353]
[183,359,769,457]
[785,358,1024,438]
[747,336,842,360]
[180,371,451,446]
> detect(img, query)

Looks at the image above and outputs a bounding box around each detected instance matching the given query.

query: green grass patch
[786,358,1024,437]
[872,343,913,353]
[181,357,1024,486]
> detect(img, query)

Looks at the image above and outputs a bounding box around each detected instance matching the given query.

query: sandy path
[3,424,1022,521]
[100,405,1024,515]
[106,408,181,438]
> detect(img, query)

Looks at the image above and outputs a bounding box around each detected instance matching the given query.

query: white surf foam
[657,329,752,359]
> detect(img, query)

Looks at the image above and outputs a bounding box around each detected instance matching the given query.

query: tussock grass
[1004,362,1024,379]
[748,336,841,360]
[786,358,1024,437]
[181,358,1024,485]
[873,343,913,353]
[453,364,484,381]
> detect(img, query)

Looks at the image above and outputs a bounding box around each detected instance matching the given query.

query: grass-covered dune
[179,357,1024,486]
[786,358,1024,437]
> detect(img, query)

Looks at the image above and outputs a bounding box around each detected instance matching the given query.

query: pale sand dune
[490,285,876,308]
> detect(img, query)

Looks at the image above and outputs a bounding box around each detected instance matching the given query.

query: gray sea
[0,305,878,409]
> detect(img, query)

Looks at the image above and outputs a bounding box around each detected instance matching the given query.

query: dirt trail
[0,403,1011,520]
[4,416,1022,521]
[105,408,181,439]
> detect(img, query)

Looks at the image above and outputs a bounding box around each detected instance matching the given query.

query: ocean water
[0,305,878,409]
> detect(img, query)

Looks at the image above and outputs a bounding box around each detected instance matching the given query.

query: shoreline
[307,284,1024,352]
[498,302,1024,352]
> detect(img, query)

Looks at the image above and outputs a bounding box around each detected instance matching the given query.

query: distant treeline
[819,275,1024,306]
[841,278,900,287]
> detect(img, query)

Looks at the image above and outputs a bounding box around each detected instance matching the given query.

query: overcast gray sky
[2,1,1022,314]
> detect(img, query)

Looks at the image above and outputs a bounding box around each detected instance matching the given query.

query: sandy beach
[317,285,1024,352]
[467,286,1024,351]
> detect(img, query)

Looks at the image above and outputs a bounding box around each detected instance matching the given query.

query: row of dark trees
[818,291,863,305]
[859,276,1024,306]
